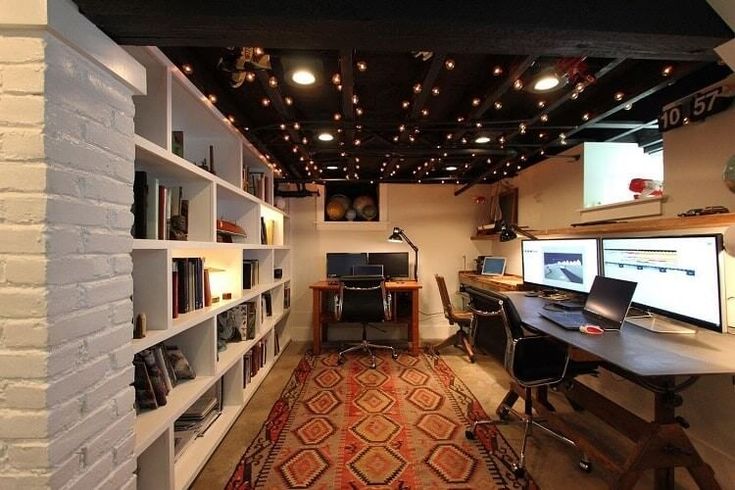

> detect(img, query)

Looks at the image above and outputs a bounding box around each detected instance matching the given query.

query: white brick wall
[0,25,137,490]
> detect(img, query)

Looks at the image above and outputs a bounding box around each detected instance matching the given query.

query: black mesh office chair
[334,275,398,368]
[464,288,592,478]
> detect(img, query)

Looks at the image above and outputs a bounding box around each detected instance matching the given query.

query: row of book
[173,258,205,318]
[260,217,276,245]
[173,381,223,461]
[133,171,189,241]
[133,343,196,412]
[243,167,270,203]
[242,259,260,289]
[243,339,268,388]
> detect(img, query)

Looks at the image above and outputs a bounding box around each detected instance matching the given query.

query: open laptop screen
[481,257,506,276]
[584,276,637,323]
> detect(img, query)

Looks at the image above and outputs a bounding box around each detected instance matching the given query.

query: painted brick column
[0,1,146,488]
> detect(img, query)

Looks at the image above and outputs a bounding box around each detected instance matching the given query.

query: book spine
[172,268,179,319]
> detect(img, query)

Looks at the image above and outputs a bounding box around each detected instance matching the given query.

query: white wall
[287,183,496,341]
[0,1,144,488]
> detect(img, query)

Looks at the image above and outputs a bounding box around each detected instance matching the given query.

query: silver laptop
[481,256,506,276]
[540,276,637,331]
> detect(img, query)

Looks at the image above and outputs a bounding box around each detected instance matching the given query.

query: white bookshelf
[126,46,293,490]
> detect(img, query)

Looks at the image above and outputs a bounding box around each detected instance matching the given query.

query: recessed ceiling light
[533,74,561,91]
[326,165,339,170]
[318,132,334,142]
[291,69,316,85]
[445,165,458,171]
[475,136,491,144]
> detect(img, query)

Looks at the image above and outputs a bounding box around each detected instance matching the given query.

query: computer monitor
[326,252,368,278]
[521,238,600,293]
[368,252,410,279]
[481,257,506,276]
[352,264,384,276]
[601,235,724,332]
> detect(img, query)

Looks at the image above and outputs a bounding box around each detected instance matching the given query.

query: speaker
[274,268,283,279]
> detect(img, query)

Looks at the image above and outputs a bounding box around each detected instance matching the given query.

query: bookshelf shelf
[127,46,293,490]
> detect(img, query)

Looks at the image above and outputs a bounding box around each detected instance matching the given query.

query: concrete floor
[191,341,696,489]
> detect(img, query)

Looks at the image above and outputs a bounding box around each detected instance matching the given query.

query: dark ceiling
[73,1,733,192]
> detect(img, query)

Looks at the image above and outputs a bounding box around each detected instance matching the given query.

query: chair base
[432,328,474,362]
[338,340,398,369]
[465,387,591,477]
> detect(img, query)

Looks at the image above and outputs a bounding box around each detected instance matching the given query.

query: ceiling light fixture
[445,165,458,171]
[475,136,491,144]
[291,69,316,85]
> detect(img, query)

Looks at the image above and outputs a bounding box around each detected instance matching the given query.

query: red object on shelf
[217,219,246,236]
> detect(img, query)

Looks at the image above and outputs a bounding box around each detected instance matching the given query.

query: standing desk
[501,292,735,489]
[309,280,422,355]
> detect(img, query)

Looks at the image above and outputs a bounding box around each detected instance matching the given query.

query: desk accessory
[387,226,419,280]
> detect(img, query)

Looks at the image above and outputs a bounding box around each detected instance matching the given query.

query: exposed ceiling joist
[73,0,731,60]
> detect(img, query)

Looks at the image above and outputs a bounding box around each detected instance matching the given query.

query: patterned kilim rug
[226,350,537,489]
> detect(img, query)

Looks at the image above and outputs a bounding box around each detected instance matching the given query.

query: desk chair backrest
[468,289,568,387]
[435,274,465,325]
[335,275,391,323]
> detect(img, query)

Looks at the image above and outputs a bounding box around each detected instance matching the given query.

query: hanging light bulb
[444,59,455,70]
[356,60,367,72]
[268,76,278,87]
[413,83,422,94]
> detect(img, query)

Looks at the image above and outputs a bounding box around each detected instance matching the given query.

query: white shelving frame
[126,46,292,490]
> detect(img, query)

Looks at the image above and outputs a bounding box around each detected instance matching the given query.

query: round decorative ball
[326,199,346,220]
[353,195,376,219]
[345,208,357,221]
[361,204,378,220]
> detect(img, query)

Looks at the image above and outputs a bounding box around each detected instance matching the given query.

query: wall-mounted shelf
[472,213,735,240]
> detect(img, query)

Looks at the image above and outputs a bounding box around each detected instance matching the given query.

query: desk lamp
[388,226,419,280]
[498,222,538,242]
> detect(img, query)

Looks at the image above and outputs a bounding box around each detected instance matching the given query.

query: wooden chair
[433,274,475,362]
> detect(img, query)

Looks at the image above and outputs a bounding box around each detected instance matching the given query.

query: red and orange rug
[226,350,537,489]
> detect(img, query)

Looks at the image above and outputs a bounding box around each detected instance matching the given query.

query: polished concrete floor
[192,341,697,489]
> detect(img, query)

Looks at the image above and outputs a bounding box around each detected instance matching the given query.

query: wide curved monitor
[521,238,600,294]
[601,235,723,332]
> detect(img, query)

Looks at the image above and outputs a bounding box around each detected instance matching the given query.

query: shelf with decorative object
[472,213,735,240]
[126,46,293,490]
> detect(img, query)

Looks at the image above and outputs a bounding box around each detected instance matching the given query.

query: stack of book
[242,259,260,289]
[172,257,204,318]
[133,344,196,412]
[243,339,268,388]
[133,171,189,241]
[173,383,223,460]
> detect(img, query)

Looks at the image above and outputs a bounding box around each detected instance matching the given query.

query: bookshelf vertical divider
[126,46,292,490]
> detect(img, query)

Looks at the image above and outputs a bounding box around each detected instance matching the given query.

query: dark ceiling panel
[71,1,734,187]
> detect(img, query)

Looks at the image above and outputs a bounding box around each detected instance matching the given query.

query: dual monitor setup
[518,235,725,333]
[326,252,410,280]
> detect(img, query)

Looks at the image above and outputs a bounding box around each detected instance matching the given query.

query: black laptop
[539,276,637,331]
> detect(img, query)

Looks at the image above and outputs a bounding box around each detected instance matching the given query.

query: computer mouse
[579,325,604,335]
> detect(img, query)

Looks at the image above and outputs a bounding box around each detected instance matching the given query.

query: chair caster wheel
[511,464,525,478]
[469,356,475,363]
[391,352,399,360]
[578,459,592,473]
[337,355,345,365]
[496,407,511,421]
[464,430,475,440]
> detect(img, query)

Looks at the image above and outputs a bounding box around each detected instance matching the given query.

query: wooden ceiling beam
[73,0,730,60]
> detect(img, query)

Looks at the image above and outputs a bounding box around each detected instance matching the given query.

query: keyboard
[540,309,621,331]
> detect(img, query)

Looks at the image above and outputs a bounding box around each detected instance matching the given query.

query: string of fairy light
[178,50,678,185]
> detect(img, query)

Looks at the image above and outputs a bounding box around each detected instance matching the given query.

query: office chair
[464,290,591,478]
[433,274,475,362]
[334,275,398,369]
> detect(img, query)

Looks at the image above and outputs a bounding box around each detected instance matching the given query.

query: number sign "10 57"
[659,80,734,132]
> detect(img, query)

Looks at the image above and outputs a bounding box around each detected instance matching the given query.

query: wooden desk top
[310,280,422,290]
[458,271,526,292]
[506,292,735,377]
